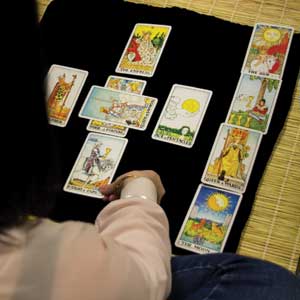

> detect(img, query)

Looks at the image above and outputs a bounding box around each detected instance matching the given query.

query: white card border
[151,84,213,148]
[46,64,88,127]
[241,23,294,80]
[201,123,263,193]
[79,85,157,131]
[63,132,128,199]
[115,23,172,78]
[175,184,243,254]
[225,73,282,135]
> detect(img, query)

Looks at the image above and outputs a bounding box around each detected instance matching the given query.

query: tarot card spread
[64,133,127,199]
[242,23,294,80]
[175,184,242,254]
[152,84,212,148]
[225,74,281,134]
[87,76,146,137]
[45,64,88,127]
[116,23,172,77]
[80,86,157,130]
[202,124,262,193]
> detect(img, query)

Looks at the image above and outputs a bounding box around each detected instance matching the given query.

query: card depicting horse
[45,64,88,127]
[80,86,157,131]
[241,23,294,80]
[201,123,262,193]
[86,75,147,136]
[175,184,242,254]
[63,133,128,199]
[116,23,172,77]
[225,74,281,134]
[151,84,212,148]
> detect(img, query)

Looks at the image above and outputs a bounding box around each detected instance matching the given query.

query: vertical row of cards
[175,23,294,255]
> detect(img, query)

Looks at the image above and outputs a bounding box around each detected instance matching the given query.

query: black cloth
[40,0,300,254]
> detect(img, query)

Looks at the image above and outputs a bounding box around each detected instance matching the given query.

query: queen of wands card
[175,184,242,254]
[116,23,171,77]
[201,124,262,193]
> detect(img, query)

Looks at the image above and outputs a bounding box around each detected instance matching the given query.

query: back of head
[1,0,58,233]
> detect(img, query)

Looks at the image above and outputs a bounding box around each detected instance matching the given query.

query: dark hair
[1,0,59,233]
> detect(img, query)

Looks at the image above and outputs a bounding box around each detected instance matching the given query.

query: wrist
[120,176,157,203]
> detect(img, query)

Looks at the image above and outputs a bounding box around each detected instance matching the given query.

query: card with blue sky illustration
[175,184,242,254]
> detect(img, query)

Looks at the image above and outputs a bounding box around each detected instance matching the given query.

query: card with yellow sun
[241,23,294,80]
[151,84,212,148]
[175,184,242,254]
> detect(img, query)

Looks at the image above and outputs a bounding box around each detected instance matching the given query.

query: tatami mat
[37,0,300,273]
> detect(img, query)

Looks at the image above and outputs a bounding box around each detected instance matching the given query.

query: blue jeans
[169,253,300,300]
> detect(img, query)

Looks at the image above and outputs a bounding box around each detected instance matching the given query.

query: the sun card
[201,123,262,193]
[241,23,294,80]
[63,133,128,199]
[45,64,88,127]
[225,73,281,134]
[79,86,157,131]
[151,84,212,148]
[86,76,147,137]
[115,23,172,77]
[175,184,242,254]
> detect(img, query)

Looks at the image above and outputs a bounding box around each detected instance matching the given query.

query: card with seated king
[63,133,128,199]
[152,84,212,148]
[45,64,88,127]
[86,75,147,137]
[241,23,294,80]
[201,123,262,193]
[115,23,172,77]
[79,86,157,131]
[225,73,281,134]
[175,184,242,254]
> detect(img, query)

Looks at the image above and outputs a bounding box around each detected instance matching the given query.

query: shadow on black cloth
[40,0,300,254]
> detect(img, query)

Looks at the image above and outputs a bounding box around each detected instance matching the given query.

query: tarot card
[79,86,157,131]
[115,23,172,77]
[241,23,294,80]
[45,64,88,127]
[225,74,281,134]
[175,184,242,254]
[86,76,147,136]
[105,75,147,94]
[201,123,262,193]
[151,84,212,148]
[63,133,128,199]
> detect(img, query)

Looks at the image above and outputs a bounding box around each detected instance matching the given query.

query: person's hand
[99,170,165,204]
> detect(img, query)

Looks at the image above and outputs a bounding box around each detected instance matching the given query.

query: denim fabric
[169,253,300,300]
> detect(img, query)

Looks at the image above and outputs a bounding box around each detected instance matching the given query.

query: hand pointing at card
[99,170,165,204]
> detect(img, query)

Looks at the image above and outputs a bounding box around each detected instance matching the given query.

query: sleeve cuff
[120,177,157,203]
